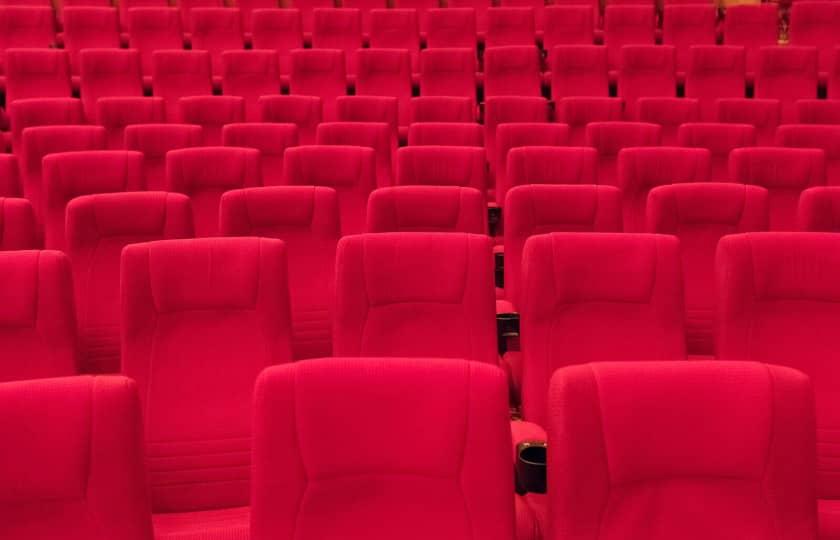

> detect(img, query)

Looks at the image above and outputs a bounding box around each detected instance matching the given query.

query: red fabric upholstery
[684,45,746,121]
[618,45,676,120]
[486,7,535,47]
[283,145,376,235]
[585,121,661,186]
[409,96,475,123]
[251,8,302,82]
[776,124,840,186]
[647,183,768,355]
[0,7,55,74]
[43,150,145,251]
[755,46,819,124]
[426,8,477,51]
[220,186,338,359]
[251,357,515,540]
[407,122,483,146]
[715,98,780,146]
[0,250,78,381]
[178,0,224,34]
[677,122,756,181]
[336,96,399,139]
[503,146,598,209]
[288,0,331,35]
[127,7,183,83]
[797,100,840,125]
[617,146,712,232]
[191,7,244,78]
[334,233,497,364]
[258,94,322,145]
[420,47,477,102]
[121,237,293,538]
[730,147,826,231]
[520,233,686,426]
[555,96,624,145]
[789,1,840,80]
[0,375,153,538]
[312,8,362,77]
[0,197,36,250]
[124,123,203,191]
[221,50,282,122]
[543,6,594,50]
[503,185,621,308]
[546,361,817,540]
[485,96,549,178]
[356,48,412,128]
[396,146,486,194]
[798,186,840,231]
[637,97,699,145]
[0,155,20,198]
[152,50,213,122]
[62,7,120,76]
[603,5,655,71]
[178,95,245,146]
[96,97,166,149]
[289,49,347,122]
[79,49,144,124]
[484,45,542,98]
[166,147,261,236]
[662,4,716,76]
[222,122,298,187]
[369,9,420,74]
[367,185,486,234]
[549,45,608,101]
[723,4,779,77]
[7,97,84,152]
[66,192,193,373]
[5,49,72,105]
[495,123,569,202]
[316,121,397,187]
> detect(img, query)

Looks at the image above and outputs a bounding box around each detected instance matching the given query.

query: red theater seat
[547,360,817,539]
[543,5,594,49]
[503,147,599,207]
[754,46,818,124]
[520,232,686,428]
[333,233,497,363]
[251,9,302,87]
[178,95,246,146]
[555,96,624,145]
[0,156,20,198]
[798,186,840,231]
[393,0,437,34]
[166,147,261,236]
[486,7,535,48]
[419,47,477,103]
[289,48,347,122]
[355,48,412,129]
[796,100,840,125]
[0,376,154,535]
[289,0,332,36]
[729,147,826,231]
[258,94,322,145]
[311,8,362,76]
[484,96,550,179]
[124,123,203,191]
[367,186,487,234]
[152,50,213,122]
[637,97,699,145]
[483,45,542,98]
[0,198,36,250]
[409,96,475,123]
[617,146,712,232]
[236,0,276,35]
[647,183,768,354]
[62,7,121,76]
[425,8,477,52]
[66,192,193,373]
[283,145,377,234]
[7,97,84,152]
[220,186,339,359]
[0,7,55,77]
[369,8,420,73]
[407,122,484,146]
[662,4,716,78]
[685,45,746,122]
[222,123,298,186]
[603,5,655,73]
[585,121,661,186]
[0,250,78,381]
[715,98,780,146]
[221,50,281,122]
[776,124,840,185]
[316,121,397,187]
[251,357,514,540]
[723,3,779,79]
[191,7,244,79]
[618,45,676,120]
[677,122,756,181]
[79,49,144,123]
[395,146,486,194]
[96,97,166,149]
[121,237,293,540]
[127,7,183,86]
[4,49,72,105]
[549,45,609,100]
[494,123,569,202]
[716,231,840,540]
[336,96,399,139]
[789,1,840,83]
[448,0,490,36]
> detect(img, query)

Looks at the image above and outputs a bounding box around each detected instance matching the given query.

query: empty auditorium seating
[258,94,322,145]
[585,121,662,186]
[367,186,486,234]
[178,95,245,145]
[796,100,840,125]
[520,233,686,427]
[395,146,487,195]
[0,198,36,250]
[127,7,183,86]
[495,123,569,201]
[0,155,20,198]
[798,186,840,231]
[121,236,292,539]
[789,1,840,83]
[250,9,302,86]
[369,8,420,73]
[503,147,599,208]
[334,233,497,363]
[647,183,768,354]
[96,97,166,149]
[776,124,840,185]
[393,0,436,34]
[19,125,107,236]
[486,7,535,47]
[191,7,244,79]
[66,192,193,373]
[484,96,550,178]
[754,46,818,123]
[289,49,347,122]
[715,98,780,146]
[729,147,826,231]
[409,96,475,123]
[483,45,542,98]
[549,45,609,101]
[222,122,298,186]
[543,6,594,49]
[448,0,491,35]
[43,150,145,251]
[618,146,712,232]
[0,249,78,380]
[312,8,362,76]
[547,361,817,538]
[685,45,746,121]
[723,4,779,78]
[283,145,376,234]
[152,50,213,122]
[166,147,261,236]
[7,97,84,152]
[555,96,624,145]
[0,6,55,77]
[4,49,72,105]
[677,122,756,181]
[219,186,338,359]
[503,184,622,309]
[638,97,700,145]
[221,50,281,122]
[0,376,154,535]
[336,96,399,138]
[252,357,514,540]
[62,7,121,76]
[124,123,203,191]
[618,45,676,120]
[407,122,484,146]
[419,48,477,103]
[425,8,477,51]
[316,121,397,187]
[79,49,144,123]
[236,0,275,35]
[355,48,412,129]
[603,5,655,72]
[290,0,332,36]
[716,231,840,540]
[662,4,716,77]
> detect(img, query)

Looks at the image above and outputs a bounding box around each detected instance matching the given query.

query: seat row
[1,230,837,538]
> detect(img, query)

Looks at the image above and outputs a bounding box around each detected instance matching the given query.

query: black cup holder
[516,441,547,494]
[497,312,520,337]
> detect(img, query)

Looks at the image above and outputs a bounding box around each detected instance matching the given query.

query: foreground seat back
[0,375,154,539]
[252,357,514,540]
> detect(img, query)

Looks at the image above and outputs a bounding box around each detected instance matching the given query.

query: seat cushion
[153,506,249,540]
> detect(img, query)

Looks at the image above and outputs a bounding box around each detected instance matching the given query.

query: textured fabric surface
[367,186,487,234]
[125,123,203,191]
[618,45,676,120]
[677,122,756,181]
[79,49,144,124]
[221,122,298,186]
[151,50,213,122]
[585,121,661,186]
